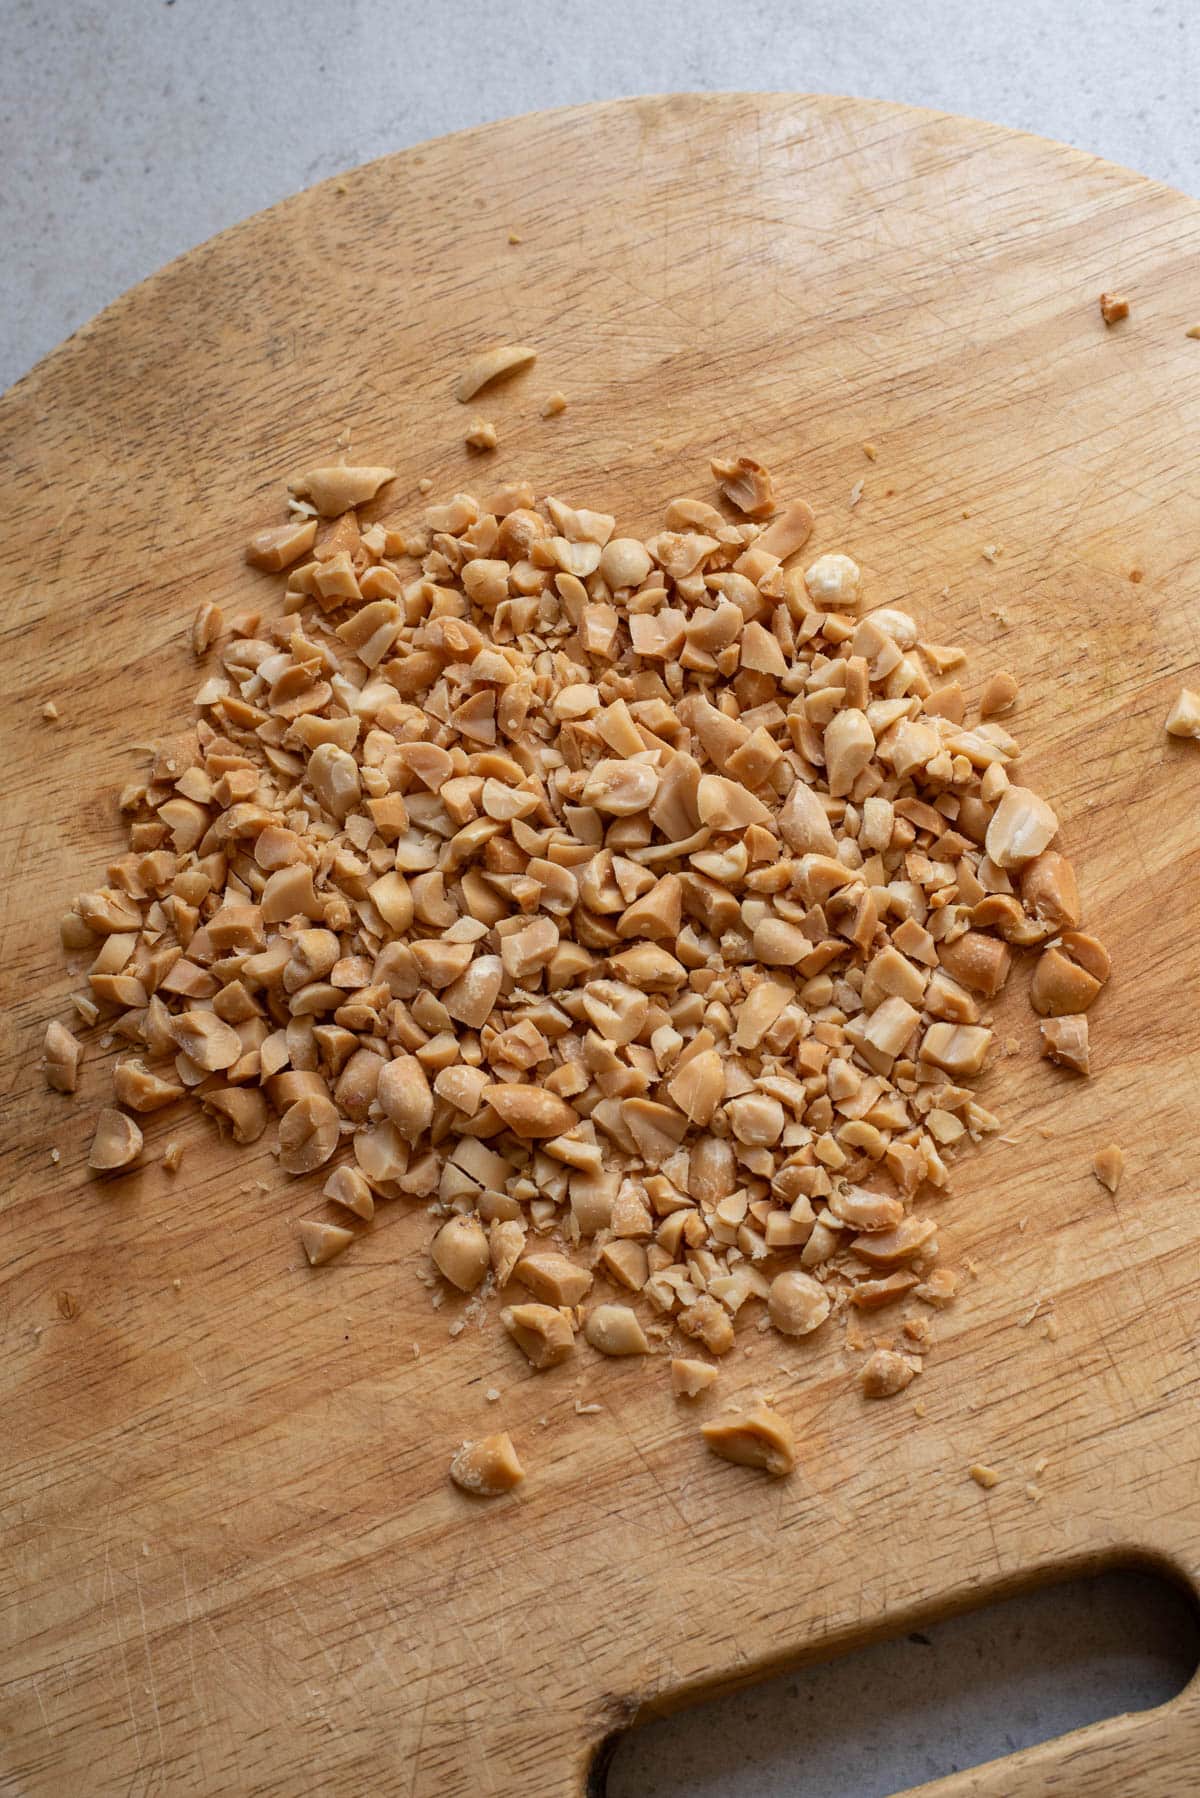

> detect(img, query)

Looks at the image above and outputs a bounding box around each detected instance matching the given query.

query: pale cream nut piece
[454,344,537,402]
[501,1302,576,1368]
[377,1054,434,1144]
[449,1432,525,1497]
[585,1304,650,1356]
[288,466,395,515]
[88,1107,143,1172]
[44,1020,83,1093]
[1092,1144,1124,1193]
[969,1462,1000,1489]
[432,1215,490,1291]
[768,1270,830,1337]
[278,1095,340,1174]
[298,1219,354,1266]
[859,1349,917,1398]
[804,552,861,611]
[985,785,1059,869]
[1039,1015,1090,1075]
[671,1357,719,1398]
[1165,688,1200,738]
[701,1400,796,1476]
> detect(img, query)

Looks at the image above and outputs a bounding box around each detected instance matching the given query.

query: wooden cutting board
[2,94,1199,1798]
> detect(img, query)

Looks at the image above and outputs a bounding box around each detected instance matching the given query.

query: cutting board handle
[894,1679,1200,1797]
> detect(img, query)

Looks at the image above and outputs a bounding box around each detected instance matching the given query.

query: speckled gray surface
[3,3,1198,1791]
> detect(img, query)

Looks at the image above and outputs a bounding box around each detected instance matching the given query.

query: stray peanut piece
[1165,689,1200,739]
[1098,293,1129,325]
[969,1463,1000,1490]
[1040,1015,1090,1076]
[860,1350,917,1399]
[454,344,537,403]
[88,1108,143,1172]
[298,1219,354,1266]
[432,1215,490,1292]
[44,1021,83,1093]
[1092,1144,1124,1194]
[671,1358,718,1399]
[979,671,1018,718]
[711,455,775,518]
[701,1400,795,1477]
[449,1432,525,1497]
[288,466,395,516]
[541,391,567,417]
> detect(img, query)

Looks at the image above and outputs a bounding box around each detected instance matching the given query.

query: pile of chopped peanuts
[47,450,1111,1485]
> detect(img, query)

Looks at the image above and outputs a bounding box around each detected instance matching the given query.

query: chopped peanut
[585,1303,649,1356]
[88,1107,143,1172]
[1092,1144,1124,1193]
[1165,689,1200,738]
[454,344,537,402]
[298,1219,354,1266]
[702,1400,795,1476]
[1098,293,1129,325]
[671,1357,718,1398]
[53,450,1099,1454]
[465,417,498,452]
[860,1349,917,1398]
[44,1021,83,1094]
[969,1462,1000,1489]
[449,1432,524,1496]
[1040,1015,1090,1075]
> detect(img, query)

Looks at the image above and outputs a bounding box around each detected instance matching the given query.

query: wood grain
[2,94,1199,1798]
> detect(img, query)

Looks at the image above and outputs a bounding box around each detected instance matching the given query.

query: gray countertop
[3,2,1197,1792]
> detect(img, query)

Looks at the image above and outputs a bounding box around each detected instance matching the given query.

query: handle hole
[599,1567,1198,1797]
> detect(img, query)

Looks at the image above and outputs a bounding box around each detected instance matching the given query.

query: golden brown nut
[671,1357,719,1398]
[377,1054,434,1144]
[1039,1015,1090,1075]
[515,1251,592,1306]
[297,1219,354,1266]
[768,1270,830,1337]
[1021,851,1081,930]
[44,1020,83,1094]
[860,1349,917,1398]
[701,1400,795,1476]
[584,1304,649,1356]
[113,1056,185,1112]
[278,1094,340,1174]
[449,1433,525,1497]
[678,1294,735,1356]
[501,1302,576,1369]
[88,1107,143,1172]
[432,1215,490,1291]
[484,1085,579,1139]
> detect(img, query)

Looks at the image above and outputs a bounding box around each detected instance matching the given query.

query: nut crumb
[969,1462,1000,1489]
[541,391,568,418]
[1092,1144,1124,1193]
[1165,688,1200,739]
[1025,1482,1043,1503]
[848,479,864,508]
[912,1399,928,1418]
[574,1400,603,1415]
[1099,292,1130,325]
[507,229,523,245]
[464,417,498,452]
[1187,325,1200,340]
[162,1141,184,1174]
[862,442,878,461]
[57,1290,79,1320]
[41,700,60,722]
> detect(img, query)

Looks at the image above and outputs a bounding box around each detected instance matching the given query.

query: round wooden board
[2,94,1199,1798]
